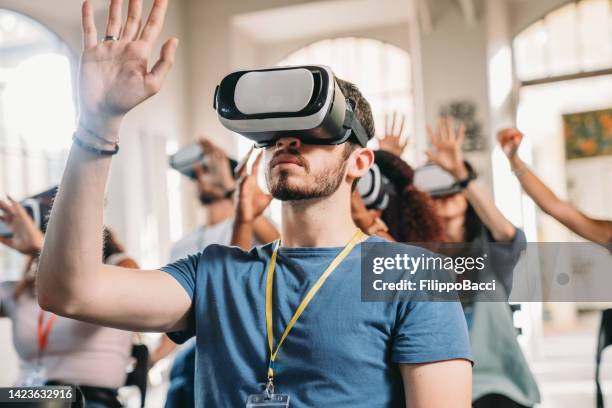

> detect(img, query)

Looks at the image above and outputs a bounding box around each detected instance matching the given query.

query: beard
[266,156,348,201]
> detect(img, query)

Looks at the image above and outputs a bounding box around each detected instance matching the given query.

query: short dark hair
[336,78,375,141]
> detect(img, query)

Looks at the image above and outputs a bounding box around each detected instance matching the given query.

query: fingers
[82,1,98,49]
[192,161,206,181]
[251,151,264,175]
[147,37,178,94]
[437,117,447,141]
[426,124,437,146]
[0,198,15,218]
[390,112,397,136]
[384,113,389,136]
[140,0,169,45]
[235,146,255,179]
[105,0,123,39]
[122,0,143,41]
[445,116,455,141]
[457,123,466,146]
[397,114,406,138]
[7,197,29,220]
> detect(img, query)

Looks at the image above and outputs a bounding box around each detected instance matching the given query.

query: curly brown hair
[374,150,445,243]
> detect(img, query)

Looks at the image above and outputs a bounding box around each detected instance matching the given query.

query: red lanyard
[37,310,57,355]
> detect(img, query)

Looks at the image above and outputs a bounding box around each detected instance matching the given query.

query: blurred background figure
[419,118,540,408]
[0,194,139,407]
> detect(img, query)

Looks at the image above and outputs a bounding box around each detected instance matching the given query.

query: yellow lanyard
[265,229,368,382]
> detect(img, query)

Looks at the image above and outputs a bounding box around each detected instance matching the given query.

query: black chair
[596,309,612,408]
[124,344,150,408]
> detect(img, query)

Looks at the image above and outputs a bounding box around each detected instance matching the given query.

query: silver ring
[103,35,118,42]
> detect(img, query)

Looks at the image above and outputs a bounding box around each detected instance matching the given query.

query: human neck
[280,187,359,248]
[205,199,234,226]
[443,214,466,243]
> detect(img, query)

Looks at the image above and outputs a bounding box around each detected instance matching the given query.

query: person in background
[423,117,540,408]
[360,112,442,243]
[0,197,137,408]
[498,127,612,245]
[151,138,279,408]
[363,148,446,243]
[169,138,278,262]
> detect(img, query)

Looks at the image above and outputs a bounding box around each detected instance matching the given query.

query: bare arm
[400,360,472,408]
[499,128,612,244]
[427,117,516,241]
[37,0,190,333]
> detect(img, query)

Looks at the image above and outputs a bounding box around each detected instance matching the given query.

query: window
[514,0,612,81]
[279,37,413,140]
[0,10,75,280]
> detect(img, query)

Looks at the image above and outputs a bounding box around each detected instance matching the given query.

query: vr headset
[0,187,57,237]
[357,164,395,211]
[413,163,463,197]
[214,65,369,148]
[169,143,238,180]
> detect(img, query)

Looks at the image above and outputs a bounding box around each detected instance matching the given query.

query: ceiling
[232,0,413,44]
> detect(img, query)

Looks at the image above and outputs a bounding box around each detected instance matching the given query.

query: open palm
[78,0,177,131]
[426,117,466,178]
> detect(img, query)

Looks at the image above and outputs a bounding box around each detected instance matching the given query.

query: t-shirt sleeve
[391,300,473,365]
[484,227,527,294]
[160,253,201,344]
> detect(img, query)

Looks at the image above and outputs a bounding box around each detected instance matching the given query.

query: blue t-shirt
[161,236,472,407]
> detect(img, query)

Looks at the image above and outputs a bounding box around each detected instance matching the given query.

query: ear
[347,147,374,181]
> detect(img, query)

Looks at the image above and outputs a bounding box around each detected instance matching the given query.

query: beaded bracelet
[72,133,119,156]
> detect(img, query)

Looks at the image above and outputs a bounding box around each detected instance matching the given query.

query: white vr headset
[413,163,463,197]
[214,65,370,148]
[357,163,395,211]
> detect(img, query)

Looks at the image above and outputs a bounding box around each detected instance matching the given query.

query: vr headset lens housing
[215,65,369,148]
[357,164,394,211]
[169,143,238,180]
[413,164,462,197]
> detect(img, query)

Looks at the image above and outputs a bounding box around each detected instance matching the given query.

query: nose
[274,136,301,150]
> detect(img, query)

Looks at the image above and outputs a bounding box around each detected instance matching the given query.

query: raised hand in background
[379,112,409,157]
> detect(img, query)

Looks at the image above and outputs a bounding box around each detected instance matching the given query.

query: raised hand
[426,117,468,180]
[235,149,273,224]
[197,138,235,192]
[379,112,409,157]
[0,197,44,255]
[78,0,178,137]
[497,128,524,160]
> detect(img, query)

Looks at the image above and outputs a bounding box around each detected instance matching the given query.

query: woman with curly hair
[351,148,445,243]
[421,117,540,408]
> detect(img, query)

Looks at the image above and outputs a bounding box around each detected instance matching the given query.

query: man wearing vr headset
[38,1,472,406]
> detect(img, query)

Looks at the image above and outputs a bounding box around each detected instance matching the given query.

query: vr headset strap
[343,103,369,147]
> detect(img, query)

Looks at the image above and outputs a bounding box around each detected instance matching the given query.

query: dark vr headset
[357,164,395,211]
[413,163,463,197]
[214,65,370,148]
[169,143,238,180]
[0,186,57,237]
